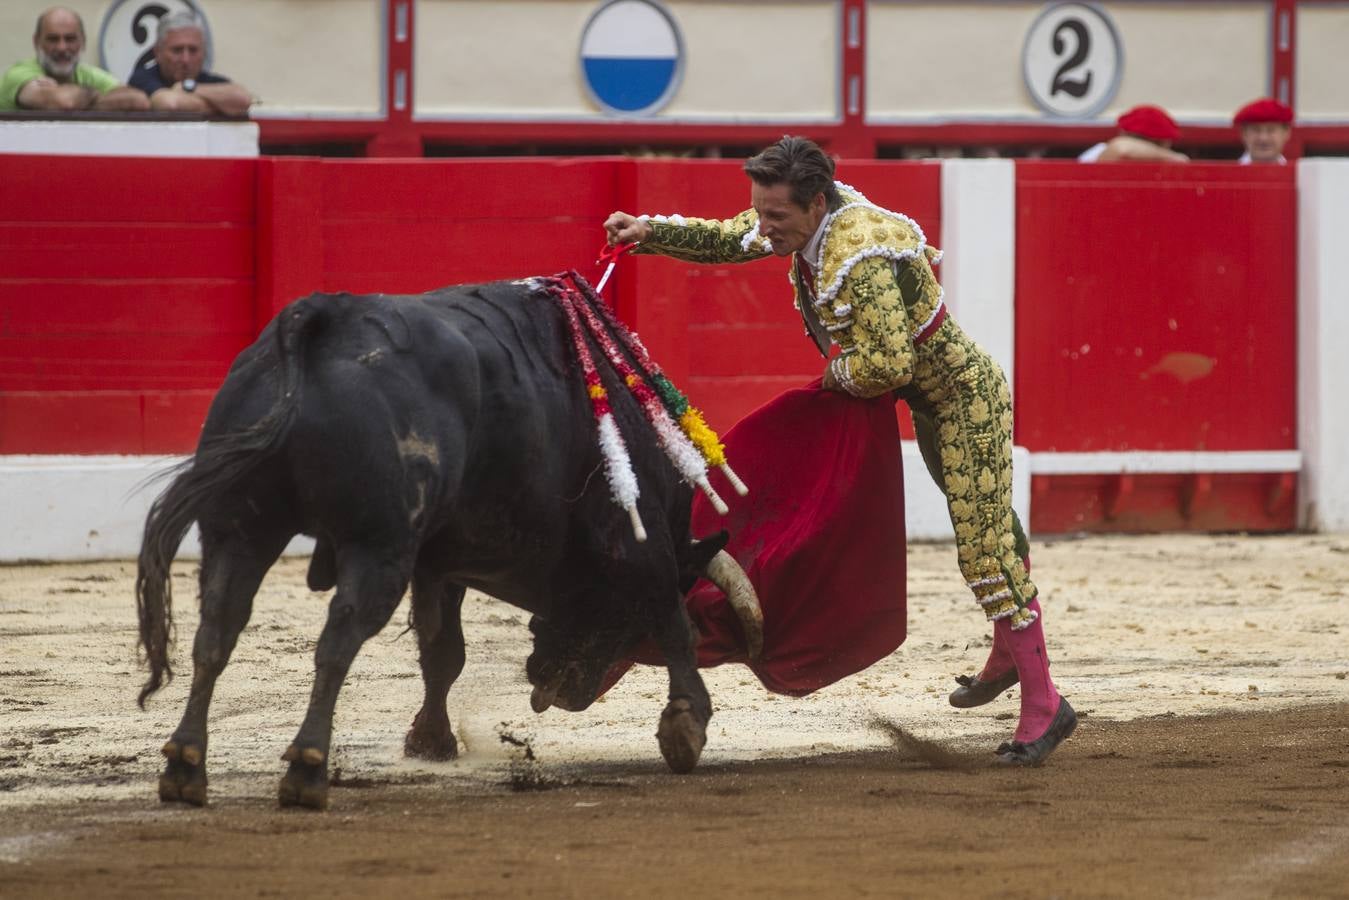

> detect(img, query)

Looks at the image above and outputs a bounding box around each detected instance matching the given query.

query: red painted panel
[0,155,255,223]
[0,224,255,281]
[0,392,141,454]
[255,158,325,329]
[0,335,245,391]
[320,221,600,293]
[0,155,256,451]
[142,390,214,452]
[0,390,212,454]
[1014,162,1296,453]
[0,281,253,335]
[316,158,621,296]
[689,324,826,377]
[317,158,617,220]
[1030,473,1296,534]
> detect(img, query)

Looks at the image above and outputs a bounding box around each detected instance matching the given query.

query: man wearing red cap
[1079,104,1188,163]
[1234,98,1293,164]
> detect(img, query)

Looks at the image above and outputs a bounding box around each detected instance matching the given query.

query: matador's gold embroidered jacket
[633,182,1039,628]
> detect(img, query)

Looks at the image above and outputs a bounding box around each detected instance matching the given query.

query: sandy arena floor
[2,533,1348,897]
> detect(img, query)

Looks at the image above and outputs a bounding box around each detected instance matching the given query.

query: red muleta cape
[607,379,907,696]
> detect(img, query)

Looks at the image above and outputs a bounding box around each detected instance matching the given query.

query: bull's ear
[687,530,730,572]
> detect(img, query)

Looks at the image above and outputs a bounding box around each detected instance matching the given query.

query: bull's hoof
[277,744,329,810]
[656,699,706,774]
[159,740,208,806]
[404,712,458,761]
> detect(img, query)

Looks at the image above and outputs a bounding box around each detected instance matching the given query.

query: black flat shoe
[948,669,1019,708]
[994,697,1077,766]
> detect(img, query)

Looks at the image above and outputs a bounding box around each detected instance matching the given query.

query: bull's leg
[279,550,409,810]
[652,594,712,774]
[160,530,287,806]
[403,575,467,760]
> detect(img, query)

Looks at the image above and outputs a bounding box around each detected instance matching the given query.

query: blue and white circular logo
[580,0,684,116]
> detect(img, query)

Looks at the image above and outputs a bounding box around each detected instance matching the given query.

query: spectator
[1079,105,1188,163]
[1234,98,1293,164]
[0,6,149,112]
[128,11,252,117]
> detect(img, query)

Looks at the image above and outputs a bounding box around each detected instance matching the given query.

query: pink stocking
[976,557,1033,681]
[996,598,1061,743]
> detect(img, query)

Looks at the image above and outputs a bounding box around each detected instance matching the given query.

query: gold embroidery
[634,183,1037,623]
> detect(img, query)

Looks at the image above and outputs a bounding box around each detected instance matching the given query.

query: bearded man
[0,7,149,112]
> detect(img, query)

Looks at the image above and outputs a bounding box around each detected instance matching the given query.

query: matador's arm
[826,256,930,398]
[631,208,773,265]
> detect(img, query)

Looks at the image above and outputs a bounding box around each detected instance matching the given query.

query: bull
[136,275,761,809]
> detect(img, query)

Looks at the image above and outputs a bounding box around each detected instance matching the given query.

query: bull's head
[526,532,763,714]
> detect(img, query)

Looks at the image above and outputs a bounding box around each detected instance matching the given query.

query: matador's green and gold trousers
[899,318,1038,629]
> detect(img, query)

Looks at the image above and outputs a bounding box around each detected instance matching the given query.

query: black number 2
[129,3,169,75]
[1050,18,1093,98]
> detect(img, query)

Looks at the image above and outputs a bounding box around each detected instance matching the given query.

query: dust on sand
[2,534,1348,897]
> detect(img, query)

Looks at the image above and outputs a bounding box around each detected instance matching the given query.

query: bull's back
[266,284,593,563]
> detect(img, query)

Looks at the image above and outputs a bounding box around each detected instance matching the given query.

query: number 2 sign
[1022,2,1122,118]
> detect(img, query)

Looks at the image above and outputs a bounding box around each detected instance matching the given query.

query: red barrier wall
[0,154,1301,535]
[0,155,939,455]
[1014,161,1298,531]
[0,156,256,453]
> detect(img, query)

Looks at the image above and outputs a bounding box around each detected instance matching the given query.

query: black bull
[136,278,759,809]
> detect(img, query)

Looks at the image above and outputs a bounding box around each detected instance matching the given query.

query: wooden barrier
[0,153,1304,534]
[1014,161,1298,531]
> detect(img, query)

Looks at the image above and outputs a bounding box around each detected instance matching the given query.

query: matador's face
[750,182,826,257]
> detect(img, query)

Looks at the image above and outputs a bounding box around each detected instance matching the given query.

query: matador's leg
[910,403,1017,704]
[915,331,1075,763]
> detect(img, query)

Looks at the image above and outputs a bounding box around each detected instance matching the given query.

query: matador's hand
[821,363,843,392]
[604,212,652,246]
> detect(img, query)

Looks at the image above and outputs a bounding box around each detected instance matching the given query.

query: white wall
[867,1,1269,123]
[939,158,1015,386]
[0,456,313,562]
[0,120,258,156]
[0,448,982,563]
[414,0,838,121]
[1297,159,1349,532]
[1297,3,1349,121]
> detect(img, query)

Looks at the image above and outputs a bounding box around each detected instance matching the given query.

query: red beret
[1116,105,1180,142]
[1233,98,1293,126]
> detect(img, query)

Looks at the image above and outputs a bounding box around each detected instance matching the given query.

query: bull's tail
[136,299,321,708]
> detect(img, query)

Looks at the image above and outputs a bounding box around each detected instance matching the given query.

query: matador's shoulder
[816,184,942,305]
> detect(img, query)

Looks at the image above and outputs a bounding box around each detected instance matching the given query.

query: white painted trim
[1029,451,1302,476]
[0,455,312,562]
[0,121,260,158]
[939,159,1016,387]
[1297,159,1349,532]
[1,446,1012,559]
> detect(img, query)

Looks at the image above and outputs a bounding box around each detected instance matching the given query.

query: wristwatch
[181,78,197,93]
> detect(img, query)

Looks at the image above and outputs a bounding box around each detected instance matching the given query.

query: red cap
[1116,105,1180,142]
[1233,98,1293,126]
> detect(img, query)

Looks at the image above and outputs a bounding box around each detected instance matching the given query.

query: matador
[604,136,1075,765]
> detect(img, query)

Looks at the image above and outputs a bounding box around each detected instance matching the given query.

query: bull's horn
[703,550,764,661]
